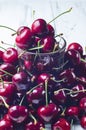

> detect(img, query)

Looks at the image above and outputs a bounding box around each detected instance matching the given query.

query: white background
[0,0,86,129]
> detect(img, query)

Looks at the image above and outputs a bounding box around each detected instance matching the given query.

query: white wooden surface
[0,0,86,129]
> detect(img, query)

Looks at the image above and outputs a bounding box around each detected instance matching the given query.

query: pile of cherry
[0,18,86,130]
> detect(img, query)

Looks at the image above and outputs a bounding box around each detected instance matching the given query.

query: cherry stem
[48,7,72,24]
[66,89,86,95]
[28,44,44,51]
[1,41,15,47]
[19,95,25,106]
[45,80,48,106]
[0,96,9,109]
[0,46,7,51]
[54,88,71,95]
[51,77,65,83]
[0,68,13,76]
[55,33,63,38]
[29,113,37,124]
[81,58,86,63]
[26,83,43,95]
[0,25,16,33]
[61,107,66,116]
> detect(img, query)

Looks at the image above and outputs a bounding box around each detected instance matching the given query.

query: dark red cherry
[25,121,45,130]
[79,97,86,111]
[27,85,45,108]
[53,89,67,105]
[69,84,85,101]
[8,105,28,123]
[47,24,55,36]
[0,63,16,81]
[0,82,17,104]
[37,73,51,84]
[37,103,59,123]
[0,119,13,130]
[67,42,83,56]
[65,106,79,120]
[52,118,70,130]
[15,26,33,49]
[58,69,76,87]
[12,71,31,93]
[65,49,81,66]
[24,60,33,71]
[80,116,86,129]
[40,36,55,53]
[3,48,18,65]
[31,18,48,37]
[0,50,3,62]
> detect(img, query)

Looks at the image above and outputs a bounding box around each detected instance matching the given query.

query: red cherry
[37,103,59,123]
[31,18,48,37]
[37,73,51,84]
[67,42,83,56]
[40,36,55,53]
[80,116,86,129]
[25,121,44,130]
[0,82,17,104]
[12,71,31,93]
[47,24,55,37]
[0,119,13,130]
[79,97,86,111]
[0,63,16,81]
[15,26,33,49]
[52,118,70,130]
[65,49,81,66]
[3,48,18,65]
[0,50,3,62]
[8,105,28,123]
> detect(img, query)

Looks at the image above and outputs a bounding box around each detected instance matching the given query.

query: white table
[0,0,86,129]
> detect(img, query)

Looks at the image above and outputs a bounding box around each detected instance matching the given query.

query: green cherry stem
[0,96,9,109]
[54,88,71,95]
[45,80,48,106]
[66,89,86,95]
[26,83,43,95]
[29,113,37,124]
[48,7,72,24]
[0,25,16,33]
[0,68,13,76]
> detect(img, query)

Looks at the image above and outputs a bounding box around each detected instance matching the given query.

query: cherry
[31,18,48,37]
[65,106,79,122]
[25,121,45,130]
[67,42,83,56]
[58,68,76,87]
[80,116,86,129]
[53,89,67,105]
[0,82,17,105]
[12,71,31,93]
[52,118,70,130]
[8,105,28,123]
[0,63,16,81]
[0,50,3,62]
[40,36,55,53]
[47,24,55,37]
[69,84,85,101]
[37,103,59,123]
[15,26,33,50]
[37,73,51,84]
[65,49,81,66]
[24,60,33,71]
[79,97,86,111]
[0,119,13,130]
[26,85,45,108]
[3,48,18,65]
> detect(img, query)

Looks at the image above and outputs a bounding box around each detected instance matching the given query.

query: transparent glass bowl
[18,37,66,75]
